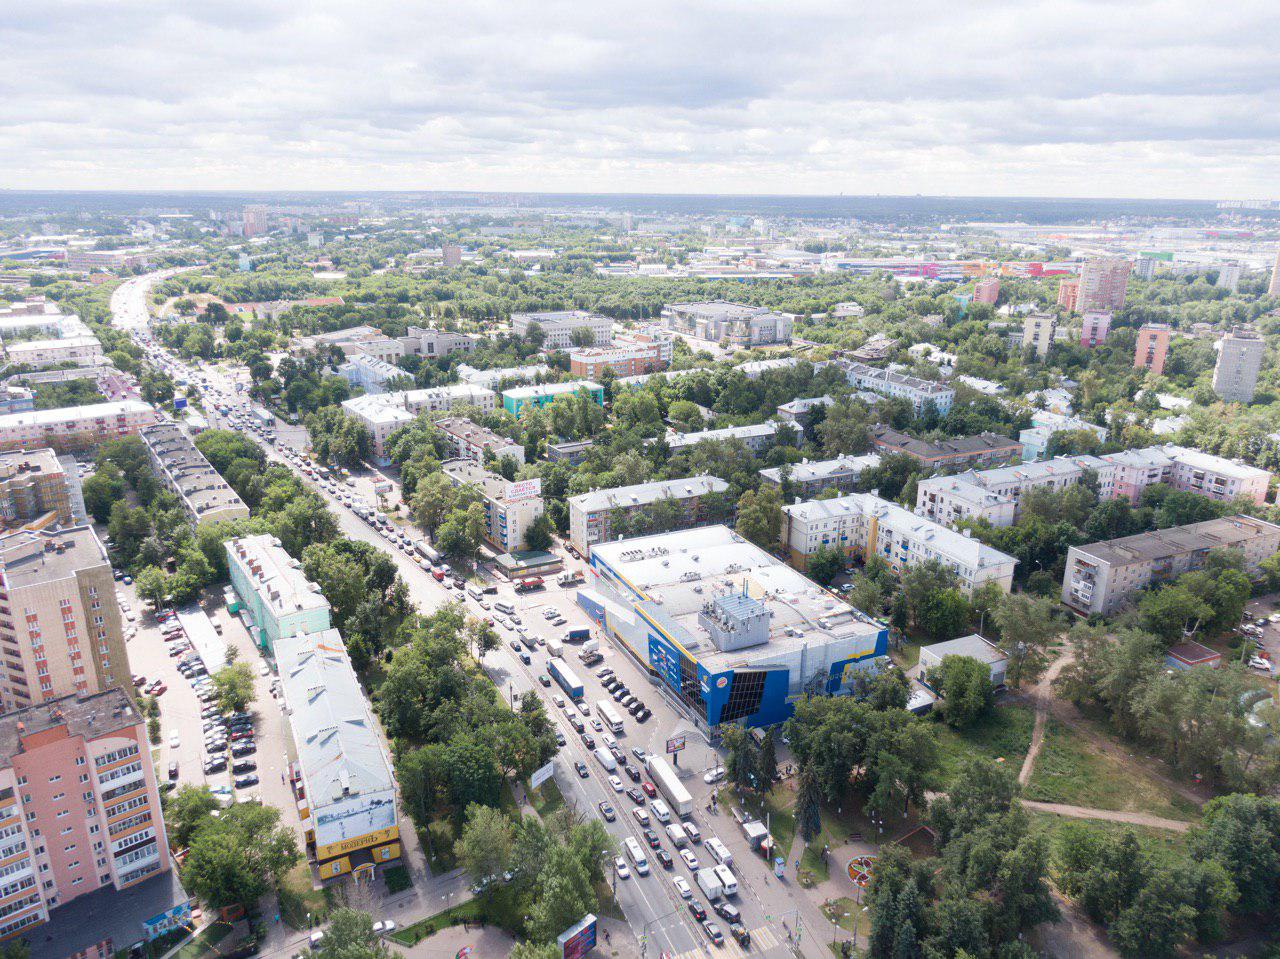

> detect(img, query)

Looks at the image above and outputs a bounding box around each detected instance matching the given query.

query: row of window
[97,760,142,785]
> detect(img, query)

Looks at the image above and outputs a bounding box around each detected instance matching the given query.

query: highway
[122,301,832,959]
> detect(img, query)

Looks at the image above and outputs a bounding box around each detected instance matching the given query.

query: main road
[127,313,836,959]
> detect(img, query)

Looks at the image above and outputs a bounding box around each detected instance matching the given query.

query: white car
[1248,657,1273,672]
[168,732,180,748]
[680,849,699,870]
[372,920,397,935]
[614,857,630,880]
[673,876,693,899]
[609,775,623,792]
[704,767,726,784]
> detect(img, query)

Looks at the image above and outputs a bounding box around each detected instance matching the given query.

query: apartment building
[0,450,71,530]
[759,454,881,498]
[338,354,407,395]
[567,476,730,556]
[62,249,150,272]
[500,381,603,416]
[1019,410,1109,462]
[1212,328,1264,403]
[1021,312,1058,358]
[0,527,128,712]
[972,278,1000,305]
[1080,311,1112,348]
[776,396,834,426]
[841,361,955,415]
[1062,515,1280,615]
[277,629,399,881]
[1105,445,1270,506]
[511,311,612,349]
[225,535,331,654]
[342,386,497,463]
[1270,249,1280,297]
[0,388,33,417]
[456,364,550,389]
[663,422,782,454]
[0,688,171,942]
[915,454,1112,529]
[780,492,1017,595]
[439,460,544,553]
[0,402,157,456]
[871,426,1020,470]
[4,337,104,372]
[1077,257,1131,312]
[434,417,525,466]
[339,398,413,465]
[400,326,477,358]
[1056,277,1079,312]
[661,302,793,347]
[1134,324,1171,376]
[568,334,672,380]
[139,422,249,526]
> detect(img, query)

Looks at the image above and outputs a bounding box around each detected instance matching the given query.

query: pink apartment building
[1134,324,1171,376]
[1105,446,1270,506]
[0,688,170,944]
[1080,311,1111,347]
[1056,277,1079,312]
[972,278,1000,305]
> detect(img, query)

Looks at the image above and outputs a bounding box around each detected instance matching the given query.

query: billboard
[142,901,192,941]
[530,761,555,790]
[666,735,686,754]
[558,914,597,959]
[506,477,542,502]
[313,788,397,854]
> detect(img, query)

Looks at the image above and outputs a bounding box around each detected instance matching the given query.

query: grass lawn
[389,884,525,946]
[1029,811,1190,872]
[1023,718,1202,822]
[277,862,331,930]
[170,922,233,959]
[933,701,1035,788]
[527,776,565,818]
[822,897,870,944]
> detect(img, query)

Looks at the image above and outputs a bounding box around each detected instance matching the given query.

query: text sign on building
[506,477,542,502]
[530,761,555,791]
[558,914,597,959]
[666,735,686,754]
[142,901,193,941]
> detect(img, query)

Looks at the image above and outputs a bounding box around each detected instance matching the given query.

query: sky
[3,0,1278,199]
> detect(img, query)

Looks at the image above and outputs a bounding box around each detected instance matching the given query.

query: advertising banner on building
[558,914,597,959]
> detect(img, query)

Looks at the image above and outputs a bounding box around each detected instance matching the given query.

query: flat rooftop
[0,687,138,764]
[666,301,778,319]
[570,475,728,514]
[0,525,106,587]
[0,447,64,480]
[921,634,1007,666]
[502,380,601,400]
[0,400,151,429]
[227,535,329,616]
[665,422,777,448]
[760,454,880,485]
[1074,514,1280,567]
[441,458,510,501]
[590,525,882,672]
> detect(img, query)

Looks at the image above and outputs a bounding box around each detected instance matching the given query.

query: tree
[756,728,778,792]
[735,486,782,550]
[527,842,596,942]
[990,592,1059,687]
[455,804,514,888]
[1139,583,1213,643]
[806,545,845,586]
[510,945,560,959]
[315,909,391,959]
[82,463,125,523]
[164,785,219,848]
[720,724,758,794]
[524,512,555,551]
[133,566,170,609]
[931,655,994,728]
[212,661,256,714]
[467,618,501,660]
[181,802,298,910]
[796,763,822,844]
[1189,793,1280,916]
[1110,871,1197,959]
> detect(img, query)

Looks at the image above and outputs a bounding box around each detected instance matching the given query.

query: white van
[466,583,485,601]
[706,837,733,867]
[665,823,689,848]
[713,863,738,896]
[650,799,671,824]
[594,747,617,772]
[494,600,515,616]
[683,821,702,844]
[624,837,650,876]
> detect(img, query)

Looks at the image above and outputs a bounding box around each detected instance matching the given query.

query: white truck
[645,755,694,818]
[696,867,723,900]
[665,823,689,848]
[546,639,565,659]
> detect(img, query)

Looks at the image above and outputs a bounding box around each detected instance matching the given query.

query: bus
[624,837,650,876]
[595,700,624,734]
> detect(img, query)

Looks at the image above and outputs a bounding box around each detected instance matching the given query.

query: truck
[556,571,584,587]
[579,638,600,655]
[514,576,544,594]
[415,541,442,565]
[565,628,591,643]
[696,867,723,900]
[645,755,694,818]
[547,660,584,701]
[546,639,564,659]
[665,823,689,848]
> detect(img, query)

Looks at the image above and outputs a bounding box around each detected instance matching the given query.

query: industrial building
[579,526,888,730]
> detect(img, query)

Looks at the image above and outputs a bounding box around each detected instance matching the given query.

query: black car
[635,708,651,723]
[555,730,566,746]
[519,652,531,665]
[598,801,616,822]
[231,759,257,774]
[625,765,641,783]
[574,761,589,778]
[687,901,706,922]
[626,787,645,805]
[643,829,661,849]
[539,675,552,687]
[713,902,741,923]
[168,761,179,781]
[628,700,645,716]
[729,924,751,947]
[509,641,521,652]
[230,742,257,757]
[655,848,673,870]
[234,773,259,789]
[581,733,595,750]
[203,758,227,774]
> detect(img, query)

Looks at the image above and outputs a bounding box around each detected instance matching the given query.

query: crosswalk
[666,923,785,959]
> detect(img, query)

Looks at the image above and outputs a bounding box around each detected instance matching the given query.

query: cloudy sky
[4,0,1277,198]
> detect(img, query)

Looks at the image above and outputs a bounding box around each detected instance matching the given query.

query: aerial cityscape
[3,4,1280,959]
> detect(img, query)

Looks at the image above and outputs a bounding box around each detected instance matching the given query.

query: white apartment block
[0,402,157,455]
[759,454,881,498]
[841,361,955,414]
[4,336,103,370]
[457,363,550,389]
[440,459,544,553]
[567,476,730,555]
[338,353,407,395]
[1021,313,1058,359]
[140,421,250,526]
[434,417,525,466]
[781,493,1017,595]
[663,422,782,453]
[342,385,497,463]
[339,397,415,465]
[511,311,613,349]
[1212,328,1264,403]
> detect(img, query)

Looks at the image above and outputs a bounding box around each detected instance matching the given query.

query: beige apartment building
[0,527,128,712]
[0,450,73,529]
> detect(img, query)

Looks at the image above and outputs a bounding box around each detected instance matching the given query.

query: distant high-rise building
[1134,257,1158,280]
[307,232,324,248]
[1077,257,1131,312]
[1212,328,1265,403]
[1269,249,1280,296]
[1022,312,1058,359]
[1080,311,1111,348]
[241,205,268,238]
[972,277,1000,305]
[1134,324,1171,377]
[1216,262,1242,293]
[1056,277,1079,312]
[442,244,462,268]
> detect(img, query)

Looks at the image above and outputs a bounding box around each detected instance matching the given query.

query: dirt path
[1022,800,1192,833]
[1018,647,1075,786]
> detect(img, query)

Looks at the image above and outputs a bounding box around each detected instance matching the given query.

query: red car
[431,570,445,582]
[151,683,168,696]
[641,782,657,798]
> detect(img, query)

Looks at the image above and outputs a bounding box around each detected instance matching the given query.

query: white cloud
[0,0,1277,197]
